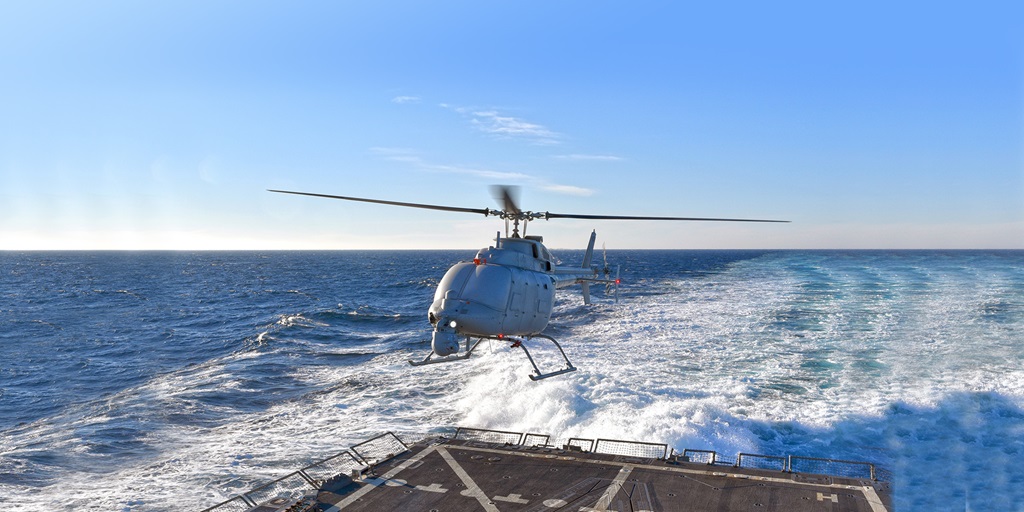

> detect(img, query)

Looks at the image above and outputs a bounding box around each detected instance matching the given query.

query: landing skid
[408,334,577,381]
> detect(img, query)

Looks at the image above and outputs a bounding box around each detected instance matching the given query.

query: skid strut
[505,334,577,381]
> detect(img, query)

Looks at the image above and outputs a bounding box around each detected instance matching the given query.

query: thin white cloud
[440,103,560,145]
[370,149,593,197]
[438,103,467,113]
[470,111,559,144]
[391,95,420,104]
[368,147,419,163]
[426,161,533,183]
[540,184,595,196]
[552,154,624,161]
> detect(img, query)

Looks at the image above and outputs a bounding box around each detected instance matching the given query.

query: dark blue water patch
[763,382,808,396]
[384,277,441,292]
[0,453,58,487]
[769,306,828,332]
[74,424,155,457]
[280,331,383,348]
[851,348,888,376]
[323,305,422,325]
[799,357,842,372]
[400,337,432,350]
[316,351,382,364]
[979,298,1020,324]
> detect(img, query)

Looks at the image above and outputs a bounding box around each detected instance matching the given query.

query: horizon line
[2,247,1022,252]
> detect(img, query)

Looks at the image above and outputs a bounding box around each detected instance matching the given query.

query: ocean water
[1,250,1022,511]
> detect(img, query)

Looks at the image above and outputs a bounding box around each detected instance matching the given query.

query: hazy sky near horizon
[2,1,1022,250]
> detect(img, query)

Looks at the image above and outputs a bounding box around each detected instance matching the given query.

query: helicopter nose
[431,325,460,357]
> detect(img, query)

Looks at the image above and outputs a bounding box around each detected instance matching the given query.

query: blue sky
[1,1,1021,249]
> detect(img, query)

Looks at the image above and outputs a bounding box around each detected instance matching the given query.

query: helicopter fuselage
[427,234,596,356]
[267,186,784,379]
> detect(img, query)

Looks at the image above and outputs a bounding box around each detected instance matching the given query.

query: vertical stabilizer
[581,230,597,305]
[582,230,596,268]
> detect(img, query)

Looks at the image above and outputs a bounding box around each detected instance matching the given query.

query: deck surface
[314,438,892,512]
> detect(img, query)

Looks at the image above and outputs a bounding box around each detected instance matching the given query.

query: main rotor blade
[544,212,789,223]
[268,189,492,216]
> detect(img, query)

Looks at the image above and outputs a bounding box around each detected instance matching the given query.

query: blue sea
[1,250,1022,511]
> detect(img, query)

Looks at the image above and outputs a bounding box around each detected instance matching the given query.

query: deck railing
[789,455,877,480]
[200,432,408,512]
[593,438,669,459]
[453,426,525,445]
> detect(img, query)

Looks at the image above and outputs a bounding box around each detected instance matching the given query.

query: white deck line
[862,485,889,512]
[437,446,501,512]
[586,464,634,511]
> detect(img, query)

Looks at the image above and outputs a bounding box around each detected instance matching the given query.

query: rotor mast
[493,210,547,238]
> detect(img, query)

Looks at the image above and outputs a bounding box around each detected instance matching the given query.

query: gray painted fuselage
[428,235,597,356]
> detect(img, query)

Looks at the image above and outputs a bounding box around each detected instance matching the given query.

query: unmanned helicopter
[269,186,787,380]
